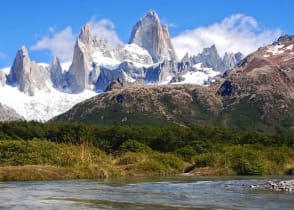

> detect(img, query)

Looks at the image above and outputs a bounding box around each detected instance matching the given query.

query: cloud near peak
[89,18,123,48]
[30,27,75,62]
[171,14,283,59]
[30,18,123,62]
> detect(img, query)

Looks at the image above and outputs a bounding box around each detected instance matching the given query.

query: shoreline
[0,165,291,182]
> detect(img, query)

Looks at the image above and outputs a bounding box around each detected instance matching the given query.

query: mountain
[0,10,243,122]
[181,45,243,73]
[53,35,294,132]
[129,10,177,63]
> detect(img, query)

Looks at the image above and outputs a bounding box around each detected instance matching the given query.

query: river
[0,176,293,209]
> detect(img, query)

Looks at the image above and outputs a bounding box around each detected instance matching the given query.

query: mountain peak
[129,10,177,63]
[78,23,93,47]
[277,34,294,44]
[145,10,160,20]
[18,45,29,58]
[52,56,60,65]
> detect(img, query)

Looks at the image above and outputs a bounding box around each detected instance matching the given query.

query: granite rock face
[7,46,50,96]
[129,10,177,63]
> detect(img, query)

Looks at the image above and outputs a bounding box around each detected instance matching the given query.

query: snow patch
[118,44,153,67]
[173,70,220,85]
[0,67,10,74]
[123,44,150,56]
[92,51,120,70]
[0,85,97,121]
[122,71,136,83]
[61,61,72,72]
[38,63,50,68]
[266,44,285,55]
[172,63,220,85]
[285,44,293,51]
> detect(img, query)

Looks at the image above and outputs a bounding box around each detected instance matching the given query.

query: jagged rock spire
[78,23,93,49]
[7,46,50,95]
[50,56,63,88]
[7,46,31,91]
[129,10,177,63]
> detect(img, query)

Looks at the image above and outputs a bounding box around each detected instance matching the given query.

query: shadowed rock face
[129,10,177,63]
[0,103,24,121]
[7,46,50,96]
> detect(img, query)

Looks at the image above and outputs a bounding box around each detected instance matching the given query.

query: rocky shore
[250,180,294,193]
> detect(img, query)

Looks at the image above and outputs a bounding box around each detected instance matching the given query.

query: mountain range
[53,34,294,132]
[2,10,273,124]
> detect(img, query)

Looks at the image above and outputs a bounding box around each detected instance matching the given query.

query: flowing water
[0,176,293,210]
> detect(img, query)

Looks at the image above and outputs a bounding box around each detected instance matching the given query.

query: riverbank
[0,139,294,181]
[0,140,185,181]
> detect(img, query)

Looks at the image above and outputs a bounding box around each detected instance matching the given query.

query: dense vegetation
[0,121,293,180]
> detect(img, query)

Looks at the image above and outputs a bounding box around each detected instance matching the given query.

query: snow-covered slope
[170,63,221,85]
[0,84,96,121]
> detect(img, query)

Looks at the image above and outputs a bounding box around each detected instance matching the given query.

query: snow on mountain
[0,84,96,121]
[171,63,220,85]
[60,61,72,72]
[92,51,120,70]
[115,44,153,67]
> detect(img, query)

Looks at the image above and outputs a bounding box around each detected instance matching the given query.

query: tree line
[0,121,293,154]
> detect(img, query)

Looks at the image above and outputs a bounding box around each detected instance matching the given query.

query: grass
[1,139,293,181]
[0,140,119,181]
[0,140,186,181]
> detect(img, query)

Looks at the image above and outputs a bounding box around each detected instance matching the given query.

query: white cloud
[172,14,283,59]
[31,27,75,62]
[89,18,123,48]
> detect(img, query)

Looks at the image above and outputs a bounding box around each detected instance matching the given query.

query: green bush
[264,147,289,165]
[151,153,184,172]
[119,139,152,154]
[176,146,197,162]
[116,152,145,165]
[194,153,218,167]
[228,147,265,175]
[137,160,167,174]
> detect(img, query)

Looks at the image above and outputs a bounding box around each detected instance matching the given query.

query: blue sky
[0,0,293,68]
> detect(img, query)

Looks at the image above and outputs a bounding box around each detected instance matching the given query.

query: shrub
[193,153,218,167]
[228,147,265,175]
[151,153,184,172]
[116,152,145,165]
[119,140,152,154]
[176,146,197,162]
